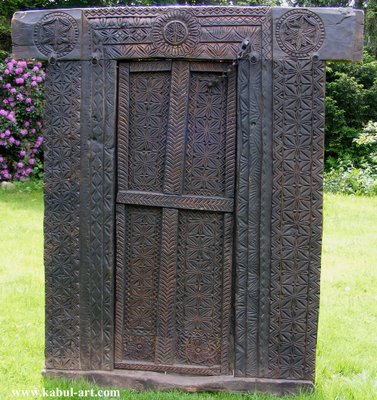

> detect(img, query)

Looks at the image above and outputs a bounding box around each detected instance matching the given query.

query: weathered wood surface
[12,6,363,61]
[11,5,363,394]
[43,369,314,396]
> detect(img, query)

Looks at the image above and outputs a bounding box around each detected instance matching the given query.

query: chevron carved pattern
[114,205,126,362]
[221,213,233,374]
[163,61,189,194]
[155,208,179,364]
[103,58,117,370]
[117,63,130,192]
[117,191,233,213]
[225,70,237,198]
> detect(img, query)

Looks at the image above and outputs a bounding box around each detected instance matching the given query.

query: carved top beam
[12,6,363,62]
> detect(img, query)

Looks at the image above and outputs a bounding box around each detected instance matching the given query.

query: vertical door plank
[114,204,126,362]
[163,61,190,195]
[155,61,190,364]
[221,212,234,374]
[155,208,179,364]
[117,63,130,192]
[225,70,237,198]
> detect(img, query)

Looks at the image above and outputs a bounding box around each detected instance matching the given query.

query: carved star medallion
[34,12,79,57]
[276,10,325,57]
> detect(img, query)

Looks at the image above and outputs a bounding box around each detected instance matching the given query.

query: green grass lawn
[0,185,376,400]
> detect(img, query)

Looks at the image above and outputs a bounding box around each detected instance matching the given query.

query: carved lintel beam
[12,9,82,61]
[11,6,363,62]
[273,7,364,61]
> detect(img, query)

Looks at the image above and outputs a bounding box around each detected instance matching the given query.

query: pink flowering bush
[0,57,45,181]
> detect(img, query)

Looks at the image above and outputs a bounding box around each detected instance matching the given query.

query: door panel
[121,206,162,362]
[185,72,228,197]
[115,60,236,375]
[175,210,224,367]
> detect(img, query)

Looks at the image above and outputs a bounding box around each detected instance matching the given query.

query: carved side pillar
[44,61,82,369]
[269,58,325,380]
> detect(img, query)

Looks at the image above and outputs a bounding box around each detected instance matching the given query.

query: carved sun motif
[151,11,200,56]
[276,10,325,57]
[34,12,79,57]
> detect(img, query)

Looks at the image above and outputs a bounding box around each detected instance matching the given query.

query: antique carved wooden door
[114,60,236,375]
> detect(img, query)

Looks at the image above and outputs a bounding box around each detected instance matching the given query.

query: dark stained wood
[43,369,314,396]
[114,60,236,376]
[11,5,364,394]
[11,7,363,62]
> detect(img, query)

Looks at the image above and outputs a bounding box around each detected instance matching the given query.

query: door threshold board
[43,369,314,396]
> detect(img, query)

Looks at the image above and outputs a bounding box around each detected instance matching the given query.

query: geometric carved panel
[85,6,271,61]
[13,3,362,393]
[128,72,170,192]
[184,73,228,197]
[176,211,224,368]
[276,10,325,57]
[122,206,162,362]
[44,61,81,369]
[269,59,325,380]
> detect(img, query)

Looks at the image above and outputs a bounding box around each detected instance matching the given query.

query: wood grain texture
[43,369,314,395]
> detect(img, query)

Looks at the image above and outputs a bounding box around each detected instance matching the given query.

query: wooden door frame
[12,5,363,393]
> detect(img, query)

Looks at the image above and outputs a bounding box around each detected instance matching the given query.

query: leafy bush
[355,121,377,147]
[0,57,45,181]
[325,120,377,196]
[325,52,377,170]
[324,162,377,196]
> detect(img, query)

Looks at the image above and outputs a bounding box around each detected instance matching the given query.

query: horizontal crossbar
[117,190,234,212]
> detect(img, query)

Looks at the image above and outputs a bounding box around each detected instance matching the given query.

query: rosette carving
[151,11,200,56]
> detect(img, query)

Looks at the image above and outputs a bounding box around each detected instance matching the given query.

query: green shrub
[324,162,377,196]
[325,52,377,170]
